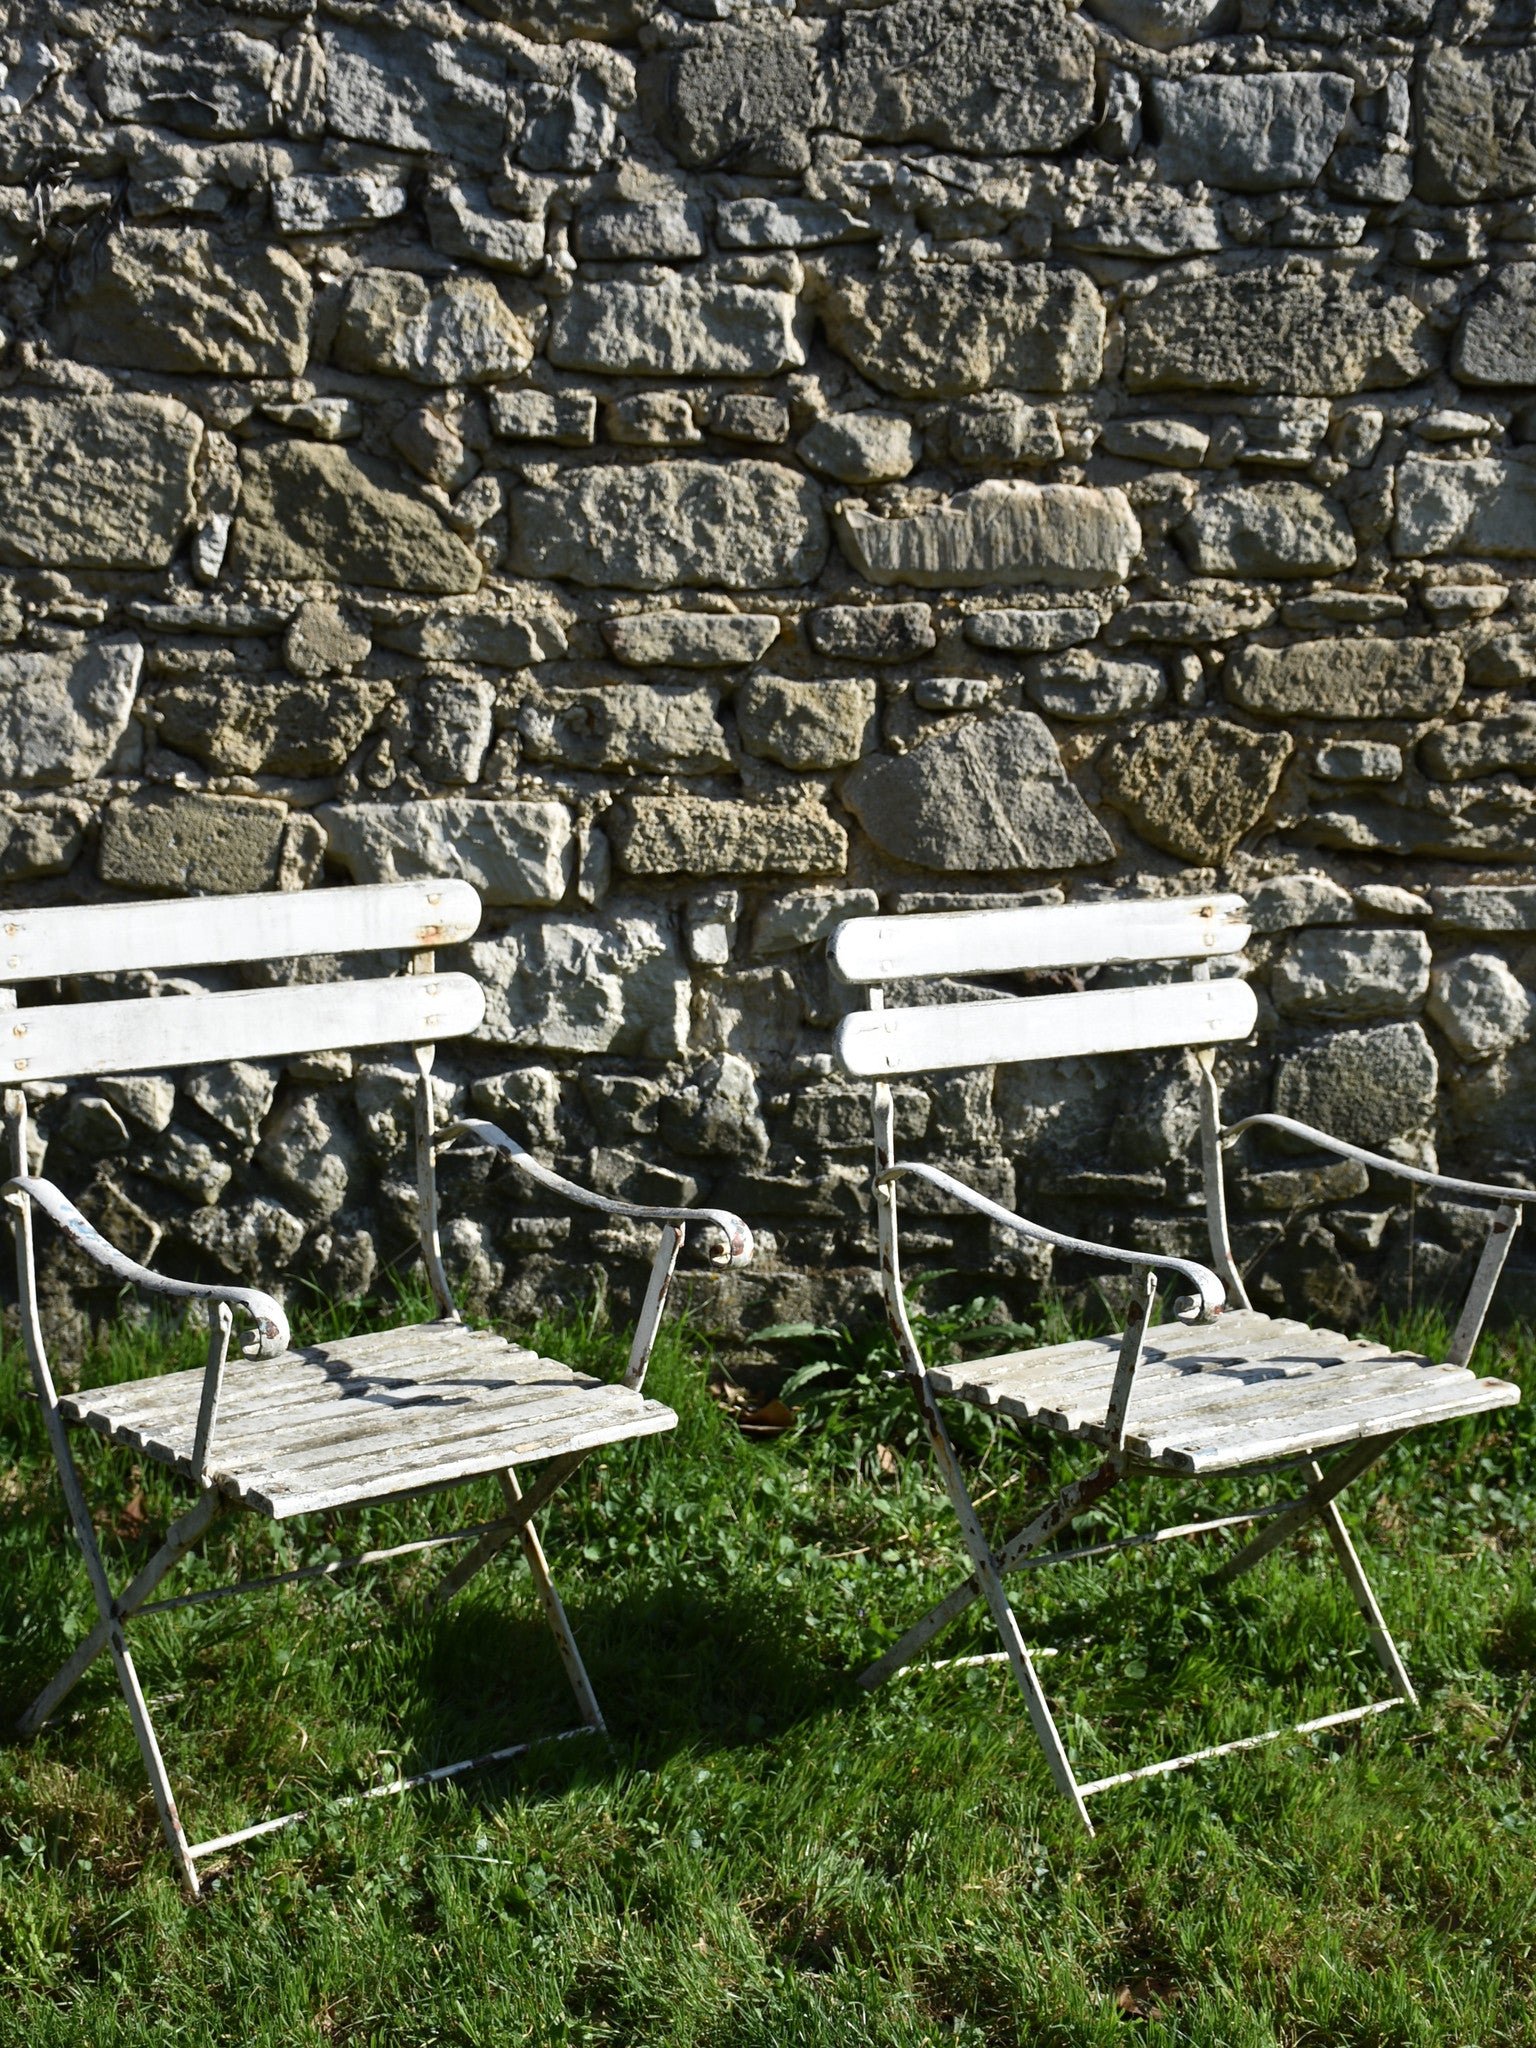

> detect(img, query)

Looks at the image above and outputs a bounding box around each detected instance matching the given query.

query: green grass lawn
[2,1280,1534,2046]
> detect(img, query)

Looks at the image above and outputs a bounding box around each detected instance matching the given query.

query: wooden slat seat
[58,1322,676,1520]
[927,1310,1519,1474]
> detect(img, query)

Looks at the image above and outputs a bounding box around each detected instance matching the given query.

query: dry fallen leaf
[739,1398,795,1436]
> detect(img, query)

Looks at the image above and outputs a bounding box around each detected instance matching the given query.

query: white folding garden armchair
[828,892,1524,1829]
[3,879,750,1891]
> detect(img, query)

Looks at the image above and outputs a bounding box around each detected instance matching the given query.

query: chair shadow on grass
[400,1567,849,1784]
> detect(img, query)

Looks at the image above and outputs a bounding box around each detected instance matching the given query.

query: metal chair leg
[1303,1459,1418,1707]
[500,1471,605,1734]
[858,1459,1121,1690]
[19,1487,226,1736]
[911,1380,1094,1832]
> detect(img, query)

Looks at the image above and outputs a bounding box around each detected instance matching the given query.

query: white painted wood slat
[829,893,1249,985]
[58,1322,677,1520]
[1163,1378,1519,1475]
[0,880,481,983]
[835,976,1258,1079]
[5,971,485,1082]
[72,1326,537,1433]
[927,1308,1520,1472]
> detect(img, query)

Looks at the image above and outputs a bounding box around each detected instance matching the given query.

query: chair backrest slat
[834,978,1258,1079]
[0,880,481,985]
[828,894,1249,987]
[4,972,486,1083]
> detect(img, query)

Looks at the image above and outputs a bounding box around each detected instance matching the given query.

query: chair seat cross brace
[828,894,1526,1827]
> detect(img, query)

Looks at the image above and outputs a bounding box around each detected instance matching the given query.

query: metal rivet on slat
[12,1059,26,1072]
[12,1024,25,1037]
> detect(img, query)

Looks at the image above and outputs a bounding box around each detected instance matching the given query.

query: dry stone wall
[4,0,1536,1339]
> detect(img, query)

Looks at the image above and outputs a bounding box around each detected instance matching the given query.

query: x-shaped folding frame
[8,1182,699,1898]
[17,1398,610,1895]
[860,1117,1429,1831]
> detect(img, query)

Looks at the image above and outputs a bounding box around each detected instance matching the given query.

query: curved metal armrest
[1221,1114,1536,1208]
[4,1175,290,1359]
[876,1162,1227,1322]
[441,1118,754,1270]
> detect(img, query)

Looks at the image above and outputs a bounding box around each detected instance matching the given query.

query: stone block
[1421,714,1536,784]
[1100,417,1208,467]
[62,228,310,377]
[915,678,995,712]
[605,393,700,446]
[1097,717,1292,864]
[509,461,827,590]
[1151,72,1353,193]
[1126,266,1438,393]
[1415,49,1536,205]
[185,1061,278,1146]
[517,685,731,774]
[574,197,703,261]
[0,800,91,881]
[1024,649,1164,722]
[1084,1,1233,44]
[1271,928,1431,1020]
[832,0,1095,154]
[320,799,574,908]
[602,610,779,667]
[1431,887,1536,933]
[231,443,482,594]
[736,677,878,769]
[1467,634,1536,687]
[809,604,936,661]
[1104,598,1274,644]
[98,1076,176,1134]
[797,414,919,484]
[0,637,142,788]
[425,181,545,272]
[1056,188,1222,258]
[1273,1022,1438,1150]
[376,609,565,668]
[835,480,1138,590]
[284,601,370,678]
[752,887,880,957]
[0,396,201,571]
[414,674,495,782]
[90,31,275,137]
[1314,740,1403,781]
[1454,267,1536,388]
[323,25,507,171]
[1227,638,1463,721]
[1428,953,1533,1061]
[470,911,689,1057]
[715,198,872,250]
[99,793,306,896]
[609,795,847,877]
[1178,482,1355,579]
[945,395,1063,466]
[841,710,1114,872]
[334,271,539,384]
[816,261,1103,398]
[664,25,816,175]
[258,1095,354,1219]
[549,277,801,376]
[1246,874,1354,933]
[490,390,597,445]
[964,606,1099,653]
[1393,454,1536,559]
[707,394,790,444]
[272,175,407,236]
[154,677,388,777]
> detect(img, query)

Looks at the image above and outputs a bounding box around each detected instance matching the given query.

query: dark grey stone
[840,711,1114,872]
